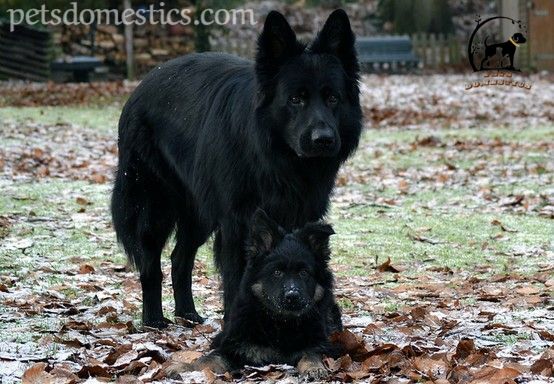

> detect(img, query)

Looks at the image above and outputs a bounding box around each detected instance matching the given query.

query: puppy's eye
[289,96,302,105]
[299,270,308,277]
[328,95,338,104]
[274,270,283,277]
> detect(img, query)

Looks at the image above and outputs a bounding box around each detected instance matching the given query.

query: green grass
[0,180,122,272]
[330,204,552,276]
[361,125,554,145]
[354,126,554,176]
[328,125,553,277]
[337,297,355,310]
[0,105,121,133]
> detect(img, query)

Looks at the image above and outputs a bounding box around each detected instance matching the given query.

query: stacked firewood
[51,11,195,75]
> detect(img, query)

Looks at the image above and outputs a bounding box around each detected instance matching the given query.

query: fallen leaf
[454,338,475,361]
[169,350,203,365]
[330,330,369,361]
[76,197,90,206]
[470,366,521,384]
[515,285,540,295]
[407,228,441,245]
[398,179,410,194]
[50,367,79,383]
[376,257,402,273]
[538,330,554,342]
[491,219,518,232]
[78,264,95,274]
[22,362,52,384]
[531,358,553,376]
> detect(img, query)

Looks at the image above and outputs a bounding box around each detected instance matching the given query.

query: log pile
[51,11,195,75]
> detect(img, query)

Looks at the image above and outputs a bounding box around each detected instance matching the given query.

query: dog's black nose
[284,289,301,303]
[311,128,335,148]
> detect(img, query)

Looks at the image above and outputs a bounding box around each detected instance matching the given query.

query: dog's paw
[175,312,205,325]
[142,316,173,330]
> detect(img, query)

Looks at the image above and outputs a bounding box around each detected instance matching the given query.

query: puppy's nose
[311,128,335,148]
[284,289,301,303]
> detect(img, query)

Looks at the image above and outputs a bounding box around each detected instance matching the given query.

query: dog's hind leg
[139,230,173,329]
[171,214,209,324]
[112,162,176,329]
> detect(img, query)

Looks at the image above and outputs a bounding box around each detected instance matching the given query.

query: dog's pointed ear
[310,9,358,78]
[247,209,283,256]
[256,11,304,83]
[258,11,297,61]
[296,222,335,261]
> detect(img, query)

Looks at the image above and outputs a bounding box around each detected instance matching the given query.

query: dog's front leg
[214,222,247,319]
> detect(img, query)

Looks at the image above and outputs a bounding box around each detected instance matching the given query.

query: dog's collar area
[509,37,520,47]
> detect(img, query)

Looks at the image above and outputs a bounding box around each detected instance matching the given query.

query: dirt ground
[0,74,553,383]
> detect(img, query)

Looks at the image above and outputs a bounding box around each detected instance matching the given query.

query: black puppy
[167,210,342,380]
[480,32,526,70]
[111,9,361,328]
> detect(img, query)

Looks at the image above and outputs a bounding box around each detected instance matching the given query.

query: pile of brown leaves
[0,81,136,108]
[0,121,116,184]
[360,74,554,129]
[325,330,554,382]
[1,257,551,383]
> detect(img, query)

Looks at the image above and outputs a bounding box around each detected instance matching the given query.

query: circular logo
[467,16,528,72]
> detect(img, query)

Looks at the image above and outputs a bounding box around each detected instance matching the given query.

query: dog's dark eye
[299,270,308,277]
[289,96,302,105]
[328,95,338,104]
[274,270,283,277]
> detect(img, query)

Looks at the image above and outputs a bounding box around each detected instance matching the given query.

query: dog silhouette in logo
[480,32,526,70]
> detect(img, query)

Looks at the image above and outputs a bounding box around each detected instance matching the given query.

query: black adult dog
[480,32,526,70]
[111,9,362,328]
[167,210,342,380]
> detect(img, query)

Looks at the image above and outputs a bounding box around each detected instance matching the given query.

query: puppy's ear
[247,209,283,256]
[310,9,358,79]
[256,11,304,84]
[296,222,335,261]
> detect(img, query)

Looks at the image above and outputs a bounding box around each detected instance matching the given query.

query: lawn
[0,76,553,383]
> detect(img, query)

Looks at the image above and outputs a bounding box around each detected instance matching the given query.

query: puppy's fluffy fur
[168,210,342,380]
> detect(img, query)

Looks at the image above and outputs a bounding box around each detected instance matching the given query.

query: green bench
[356,35,420,72]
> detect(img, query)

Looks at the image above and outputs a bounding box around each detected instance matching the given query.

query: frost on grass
[0,76,553,383]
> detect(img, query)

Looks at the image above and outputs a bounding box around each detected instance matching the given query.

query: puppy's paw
[164,361,195,379]
[195,354,230,374]
[297,355,328,381]
[164,350,204,378]
[302,366,328,381]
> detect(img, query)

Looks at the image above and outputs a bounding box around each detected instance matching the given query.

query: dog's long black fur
[111,9,362,328]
